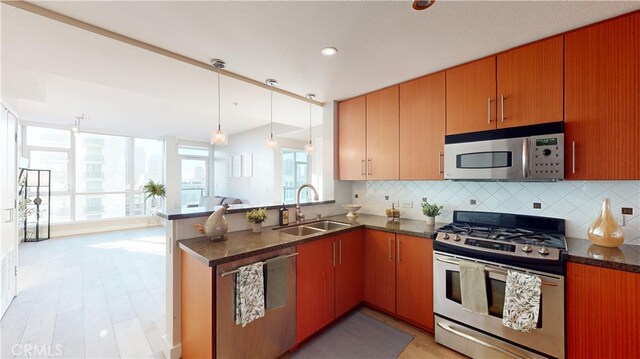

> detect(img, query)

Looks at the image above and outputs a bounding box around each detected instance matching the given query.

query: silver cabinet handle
[397,239,401,262]
[501,94,505,122]
[572,141,576,174]
[339,240,342,265]
[522,138,530,178]
[438,152,444,174]
[361,159,365,176]
[367,159,372,176]
[487,97,492,124]
[436,322,527,359]
[332,241,336,267]
[388,238,392,261]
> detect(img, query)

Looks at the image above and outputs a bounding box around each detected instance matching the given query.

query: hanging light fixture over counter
[72,113,89,136]
[266,79,278,149]
[211,59,227,145]
[305,93,315,154]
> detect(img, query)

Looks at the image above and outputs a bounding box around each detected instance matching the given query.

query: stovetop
[436,223,567,249]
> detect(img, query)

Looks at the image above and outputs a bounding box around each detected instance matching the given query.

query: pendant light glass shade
[211,59,227,145]
[305,93,315,154]
[266,79,278,149]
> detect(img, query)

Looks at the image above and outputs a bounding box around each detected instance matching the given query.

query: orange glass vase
[587,198,624,248]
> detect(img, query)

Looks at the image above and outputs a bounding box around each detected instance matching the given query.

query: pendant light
[304,94,315,154]
[210,59,227,145]
[266,79,278,149]
[72,113,88,136]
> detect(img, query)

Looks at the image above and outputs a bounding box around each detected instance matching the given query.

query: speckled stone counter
[178,214,443,267]
[566,237,640,273]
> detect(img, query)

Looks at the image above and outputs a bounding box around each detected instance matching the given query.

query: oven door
[444,137,525,180]
[433,251,565,358]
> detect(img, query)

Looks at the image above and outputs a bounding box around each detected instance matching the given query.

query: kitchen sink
[304,220,351,231]
[277,225,324,237]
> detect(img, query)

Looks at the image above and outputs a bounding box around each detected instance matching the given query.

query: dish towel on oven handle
[235,262,266,327]
[459,260,489,315]
[502,270,542,333]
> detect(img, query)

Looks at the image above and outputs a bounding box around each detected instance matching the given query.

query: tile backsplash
[350,181,640,245]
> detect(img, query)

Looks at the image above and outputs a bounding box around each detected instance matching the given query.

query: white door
[0,105,18,317]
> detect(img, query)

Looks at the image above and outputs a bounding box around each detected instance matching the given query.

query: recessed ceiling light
[321,47,338,56]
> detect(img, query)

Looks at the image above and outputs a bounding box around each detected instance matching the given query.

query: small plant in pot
[246,208,267,233]
[421,200,443,225]
[142,179,166,209]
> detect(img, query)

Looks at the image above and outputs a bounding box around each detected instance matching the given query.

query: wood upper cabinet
[567,262,640,358]
[338,96,367,180]
[366,86,400,180]
[565,12,640,180]
[335,229,365,318]
[446,57,497,135]
[395,234,433,331]
[364,229,396,313]
[296,236,335,343]
[399,72,446,180]
[497,36,564,128]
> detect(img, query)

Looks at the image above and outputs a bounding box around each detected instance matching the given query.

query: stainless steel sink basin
[305,220,351,231]
[277,225,324,237]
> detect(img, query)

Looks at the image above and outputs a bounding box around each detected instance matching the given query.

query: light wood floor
[0,226,166,358]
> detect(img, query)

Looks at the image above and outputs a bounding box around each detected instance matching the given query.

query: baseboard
[49,216,163,238]
[162,335,181,359]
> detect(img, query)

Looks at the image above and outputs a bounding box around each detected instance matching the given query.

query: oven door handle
[437,321,529,359]
[435,257,559,287]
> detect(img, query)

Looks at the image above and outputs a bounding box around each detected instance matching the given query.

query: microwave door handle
[522,138,530,178]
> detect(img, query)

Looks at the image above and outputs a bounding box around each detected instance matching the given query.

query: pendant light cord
[270,88,274,139]
[308,102,312,144]
[217,69,222,131]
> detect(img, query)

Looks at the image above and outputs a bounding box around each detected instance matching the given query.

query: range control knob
[521,244,532,253]
[538,246,550,255]
[453,235,461,242]
[442,233,450,240]
[542,149,552,156]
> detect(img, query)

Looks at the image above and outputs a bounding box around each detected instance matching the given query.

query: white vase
[426,216,435,225]
[203,206,229,240]
[251,222,262,233]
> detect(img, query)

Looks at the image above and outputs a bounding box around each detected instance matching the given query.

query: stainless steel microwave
[444,123,564,181]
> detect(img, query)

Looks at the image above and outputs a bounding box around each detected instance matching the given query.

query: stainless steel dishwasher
[216,247,296,359]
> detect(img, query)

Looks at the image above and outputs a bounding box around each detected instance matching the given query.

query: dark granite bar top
[177,214,443,267]
[156,200,336,220]
[566,237,640,273]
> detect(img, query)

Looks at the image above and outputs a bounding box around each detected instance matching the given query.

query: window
[23,125,163,223]
[282,149,309,202]
[180,147,209,207]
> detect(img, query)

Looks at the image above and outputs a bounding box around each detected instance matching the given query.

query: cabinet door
[395,235,433,331]
[296,237,335,343]
[335,229,365,317]
[565,13,640,179]
[497,36,563,128]
[364,229,396,313]
[338,96,367,180]
[446,57,497,135]
[567,263,640,358]
[366,86,399,180]
[399,72,446,180]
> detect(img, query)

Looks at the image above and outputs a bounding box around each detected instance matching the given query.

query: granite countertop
[156,200,336,220]
[566,237,640,273]
[177,214,443,267]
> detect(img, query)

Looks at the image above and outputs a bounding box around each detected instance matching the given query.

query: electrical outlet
[622,207,633,215]
[385,195,389,200]
[533,202,542,209]
[402,201,413,208]
[469,199,477,205]
[354,194,359,199]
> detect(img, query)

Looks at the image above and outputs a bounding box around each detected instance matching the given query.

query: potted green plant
[142,179,166,209]
[421,200,443,225]
[246,208,268,233]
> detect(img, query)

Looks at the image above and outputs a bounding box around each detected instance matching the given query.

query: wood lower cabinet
[181,251,215,359]
[497,36,563,128]
[565,12,640,180]
[296,236,335,343]
[338,96,367,180]
[446,56,497,135]
[399,72,446,180]
[567,262,640,358]
[364,229,396,313]
[366,86,399,180]
[335,230,365,318]
[395,234,433,331]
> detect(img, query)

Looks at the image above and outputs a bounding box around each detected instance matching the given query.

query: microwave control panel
[530,133,564,179]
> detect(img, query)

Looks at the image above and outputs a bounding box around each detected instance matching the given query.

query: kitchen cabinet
[567,262,640,358]
[334,230,365,318]
[399,72,446,180]
[395,234,433,331]
[445,57,497,135]
[564,12,640,180]
[181,251,215,359]
[366,86,400,180]
[364,229,396,313]
[496,36,563,128]
[338,95,367,180]
[296,236,335,343]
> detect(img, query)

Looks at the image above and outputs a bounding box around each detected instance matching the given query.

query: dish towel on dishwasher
[502,270,542,333]
[235,262,265,327]
[459,260,489,315]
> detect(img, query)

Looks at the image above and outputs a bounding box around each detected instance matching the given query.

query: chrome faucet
[295,183,319,222]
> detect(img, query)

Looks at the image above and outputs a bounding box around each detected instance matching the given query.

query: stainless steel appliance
[444,122,564,181]
[433,211,567,358]
[216,247,297,359]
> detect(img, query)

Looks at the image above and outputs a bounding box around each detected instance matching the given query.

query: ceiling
[2,1,640,141]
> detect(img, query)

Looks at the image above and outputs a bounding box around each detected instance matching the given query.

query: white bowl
[343,204,362,218]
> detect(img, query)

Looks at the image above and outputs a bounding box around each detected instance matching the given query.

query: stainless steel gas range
[433,211,567,359]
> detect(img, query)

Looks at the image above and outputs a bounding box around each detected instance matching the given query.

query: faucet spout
[295,183,319,222]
